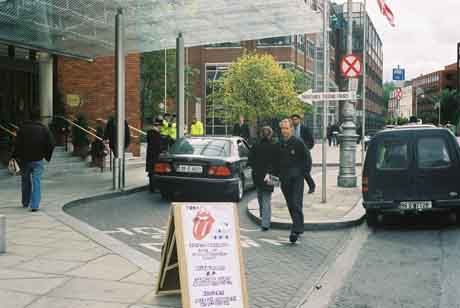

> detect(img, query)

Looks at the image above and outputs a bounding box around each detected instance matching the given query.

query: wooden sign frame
[155,203,249,308]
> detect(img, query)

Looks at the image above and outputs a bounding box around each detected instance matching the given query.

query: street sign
[298,91,357,103]
[392,67,405,81]
[340,54,362,78]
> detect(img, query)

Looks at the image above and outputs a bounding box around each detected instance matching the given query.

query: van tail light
[362,176,369,193]
[208,166,231,177]
[154,162,172,174]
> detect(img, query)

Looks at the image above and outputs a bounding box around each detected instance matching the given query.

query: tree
[437,89,459,125]
[212,53,304,126]
[141,50,198,125]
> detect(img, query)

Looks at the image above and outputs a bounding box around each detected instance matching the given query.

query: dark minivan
[363,125,460,225]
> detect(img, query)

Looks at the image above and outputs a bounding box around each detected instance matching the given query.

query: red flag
[377,0,395,27]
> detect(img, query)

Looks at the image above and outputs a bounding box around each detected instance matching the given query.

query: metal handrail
[0,123,16,137]
[54,116,103,141]
[96,118,145,138]
[8,123,18,130]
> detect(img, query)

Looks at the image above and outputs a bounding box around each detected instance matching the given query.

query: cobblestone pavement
[326,215,460,308]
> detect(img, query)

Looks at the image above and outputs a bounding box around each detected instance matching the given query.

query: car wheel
[232,176,244,202]
[366,210,378,227]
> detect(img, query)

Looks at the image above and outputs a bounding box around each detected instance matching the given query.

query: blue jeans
[21,160,44,209]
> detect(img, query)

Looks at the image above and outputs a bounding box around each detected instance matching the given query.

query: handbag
[8,158,20,175]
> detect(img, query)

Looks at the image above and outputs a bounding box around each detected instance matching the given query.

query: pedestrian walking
[90,126,107,169]
[248,126,279,231]
[233,115,250,141]
[291,114,315,194]
[278,119,312,243]
[12,112,55,212]
[146,118,162,193]
[327,124,332,146]
[331,123,340,146]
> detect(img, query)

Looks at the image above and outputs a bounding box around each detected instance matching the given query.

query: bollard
[0,215,5,253]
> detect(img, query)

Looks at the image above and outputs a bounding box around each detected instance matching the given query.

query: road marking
[103,227,135,236]
[259,238,284,246]
[139,243,164,253]
[298,226,370,308]
[132,227,165,235]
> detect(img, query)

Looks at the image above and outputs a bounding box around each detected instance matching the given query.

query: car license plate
[399,201,432,210]
[176,165,203,174]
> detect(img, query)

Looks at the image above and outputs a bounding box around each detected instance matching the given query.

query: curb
[43,185,160,274]
[246,196,365,231]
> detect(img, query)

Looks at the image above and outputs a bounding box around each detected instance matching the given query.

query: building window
[297,35,306,52]
[257,36,292,47]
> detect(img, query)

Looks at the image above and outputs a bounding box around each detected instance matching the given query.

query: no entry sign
[341,54,362,78]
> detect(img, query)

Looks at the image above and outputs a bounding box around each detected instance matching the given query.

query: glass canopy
[0,0,322,59]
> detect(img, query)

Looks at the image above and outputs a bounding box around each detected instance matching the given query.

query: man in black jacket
[104,116,131,157]
[233,115,250,141]
[278,119,312,243]
[291,114,315,194]
[13,112,55,211]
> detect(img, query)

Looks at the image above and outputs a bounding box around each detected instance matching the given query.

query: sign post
[156,203,249,308]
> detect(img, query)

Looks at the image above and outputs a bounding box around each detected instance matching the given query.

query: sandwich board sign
[156,203,249,308]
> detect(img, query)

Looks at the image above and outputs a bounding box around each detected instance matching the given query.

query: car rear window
[417,137,451,168]
[169,138,231,157]
[376,140,409,170]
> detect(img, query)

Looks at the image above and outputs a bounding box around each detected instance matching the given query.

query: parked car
[362,125,460,226]
[153,136,254,202]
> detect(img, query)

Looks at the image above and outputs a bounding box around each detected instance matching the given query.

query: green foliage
[212,53,304,125]
[141,50,199,124]
[72,114,90,147]
[438,89,459,125]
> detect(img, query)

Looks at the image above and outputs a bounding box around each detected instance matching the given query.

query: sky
[335,0,460,82]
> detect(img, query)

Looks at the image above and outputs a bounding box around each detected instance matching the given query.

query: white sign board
[298,91,357,103]
[174,203,248,308]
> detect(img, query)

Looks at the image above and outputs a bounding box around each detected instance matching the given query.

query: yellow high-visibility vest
[168,122,177,140]
[160,120,169,136]
[190,121,204,136]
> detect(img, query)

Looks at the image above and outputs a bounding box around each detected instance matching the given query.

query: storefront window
[257,36,293,47]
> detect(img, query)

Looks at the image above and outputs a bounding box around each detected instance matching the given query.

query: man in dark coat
[291,114,315,194]
[233,115,250,141]
[104,116,131,157]
[278,118,312,243]
[248,126,279,231]
[146,118,162,193]
[12,112,55,211]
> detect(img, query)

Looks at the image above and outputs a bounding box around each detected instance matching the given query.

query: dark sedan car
[152,136,254,202]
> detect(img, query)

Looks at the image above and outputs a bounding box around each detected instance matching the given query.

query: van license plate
[399,201,432,210]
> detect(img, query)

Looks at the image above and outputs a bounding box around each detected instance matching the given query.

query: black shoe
[30,208,39,212]
[308,188,315,194]
[261,227,269,232]
[289,233,298,243]
[22,205,28,208]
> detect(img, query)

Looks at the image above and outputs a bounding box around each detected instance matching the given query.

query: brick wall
[56,54,141,156]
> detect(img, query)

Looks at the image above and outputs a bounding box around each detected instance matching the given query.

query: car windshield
[169,138,231,157]
[376,140,409,170]
[417,137,451,168]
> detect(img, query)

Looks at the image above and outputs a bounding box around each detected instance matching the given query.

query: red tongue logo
[193,209,215,240]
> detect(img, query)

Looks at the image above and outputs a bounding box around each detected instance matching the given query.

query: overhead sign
[156,203,249,308]
[392,67,405,81]
[340,54,362,78]
[298,91,357,103]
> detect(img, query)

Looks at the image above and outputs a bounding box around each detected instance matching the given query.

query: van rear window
[417,137,451,168]
[376,141,409,170]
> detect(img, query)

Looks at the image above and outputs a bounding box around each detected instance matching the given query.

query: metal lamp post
[338,0,358,188]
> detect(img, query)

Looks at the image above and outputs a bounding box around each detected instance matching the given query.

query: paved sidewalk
[310,143,364,166]
[0,166,180,308]
[247,169,365,230]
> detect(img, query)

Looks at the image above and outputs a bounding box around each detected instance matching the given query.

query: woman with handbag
[248,126,280,231]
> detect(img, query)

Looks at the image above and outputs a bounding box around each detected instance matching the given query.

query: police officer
[146,118,162,192]
[278,118,312,243]
[168,114,177,145]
